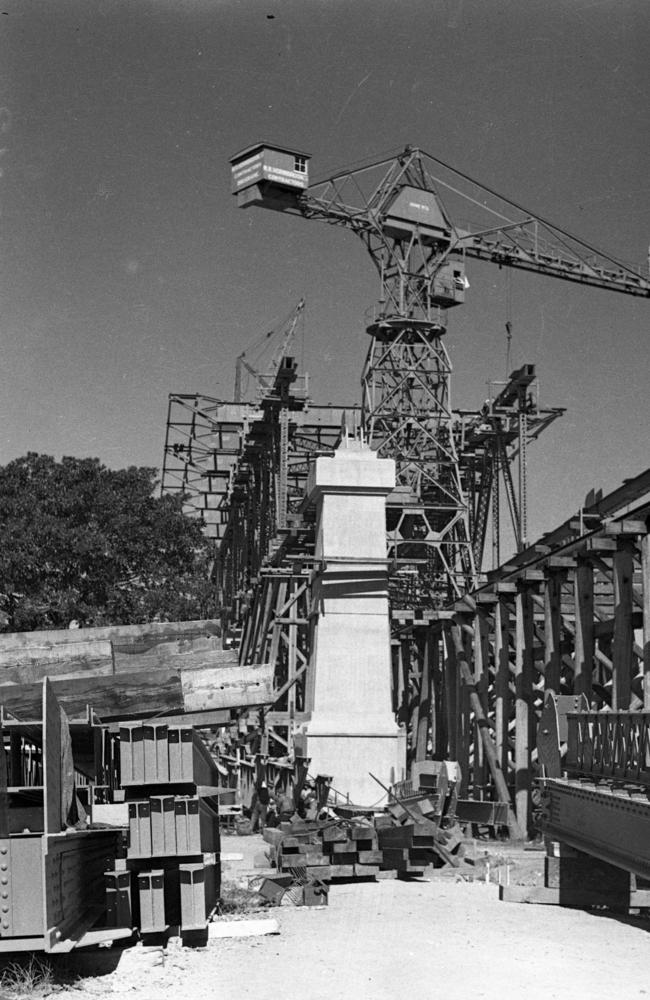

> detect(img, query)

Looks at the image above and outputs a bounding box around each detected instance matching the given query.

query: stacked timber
[0,620,274,721]
[374,815,460,877]
[272,817,383,879]
[259,762,468,886]
[106,722,221,937]
[263,817,401,881]
[264,821,331,882]
[320,821,383,878]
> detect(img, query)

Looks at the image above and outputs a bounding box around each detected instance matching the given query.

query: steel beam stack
[109,722,221,938]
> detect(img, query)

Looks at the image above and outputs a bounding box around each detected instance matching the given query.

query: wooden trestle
[222,467,650,838]
[391,472,650,838]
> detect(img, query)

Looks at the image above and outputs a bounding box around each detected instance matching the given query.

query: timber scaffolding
[226,461,650,839]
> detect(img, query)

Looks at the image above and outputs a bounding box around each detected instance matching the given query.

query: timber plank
[0,620,222,654]
[0,642,114,683]
[499,885,645,909]
[180,663,273,712]
[113,641,236,673]
[0,672,183,721]
[0,661,274,721]
[0,642,238,684]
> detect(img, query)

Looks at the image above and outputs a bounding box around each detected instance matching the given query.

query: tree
[0,453,219,631]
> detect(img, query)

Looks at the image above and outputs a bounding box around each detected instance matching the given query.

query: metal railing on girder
[566,711,650,789]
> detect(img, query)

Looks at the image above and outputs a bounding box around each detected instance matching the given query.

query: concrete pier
[301,438,405,804]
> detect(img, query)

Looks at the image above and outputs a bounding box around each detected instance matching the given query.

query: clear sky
[0,0,648,544]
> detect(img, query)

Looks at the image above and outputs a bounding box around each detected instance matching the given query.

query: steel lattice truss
[298,147,649,302]
[362,318,473,601]
[162,394,261,541]
[161,384,352,616]
[456,365,565,568]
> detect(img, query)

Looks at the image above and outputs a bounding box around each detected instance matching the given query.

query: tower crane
[230,143,649,602]
[234,297,305,403]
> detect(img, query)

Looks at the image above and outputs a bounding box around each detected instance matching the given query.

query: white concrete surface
[303,440,404,803]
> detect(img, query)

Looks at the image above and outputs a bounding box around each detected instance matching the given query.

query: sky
[0,0,648,546]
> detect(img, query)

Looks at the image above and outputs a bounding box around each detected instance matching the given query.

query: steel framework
[233,143,649,600]
[456,364,565,567]
[535,707,650,880]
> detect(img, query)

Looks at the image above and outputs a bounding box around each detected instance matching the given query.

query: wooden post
[449,624,523,840]
[390,640,401,716]
[472,608,488,795]
[458,620,473,795]
[515,584,534,837]
[415,631,431,762]
[573,559,594,702]
[444,627,458,760]
[494,597,510,776]
[286,581,298,726]
[431,630,446,759]
[396,638,410,728]
[407,640,420,762]
[543,570,563,692]
[643,533,650,710]
[612,541,634,710]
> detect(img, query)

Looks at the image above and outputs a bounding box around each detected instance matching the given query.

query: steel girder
[537,777,650,880]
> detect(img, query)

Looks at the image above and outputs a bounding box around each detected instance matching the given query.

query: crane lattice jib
[294,147,649,303]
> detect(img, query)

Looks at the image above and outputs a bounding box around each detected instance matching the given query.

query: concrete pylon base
[301,728,406,807]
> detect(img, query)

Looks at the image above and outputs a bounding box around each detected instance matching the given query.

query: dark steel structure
[230,142,649,601]
[535,705,650,882]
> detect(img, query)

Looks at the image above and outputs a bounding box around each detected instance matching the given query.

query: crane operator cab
[230,142,310,211]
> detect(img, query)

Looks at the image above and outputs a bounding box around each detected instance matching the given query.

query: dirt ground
[37,833,650,1000]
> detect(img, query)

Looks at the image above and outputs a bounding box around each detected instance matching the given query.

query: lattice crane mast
[230,143,649,600]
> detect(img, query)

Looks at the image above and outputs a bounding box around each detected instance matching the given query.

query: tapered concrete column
[301,439,405,804]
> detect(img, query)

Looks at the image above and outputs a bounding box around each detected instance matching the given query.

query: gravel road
[48,833,649,1000]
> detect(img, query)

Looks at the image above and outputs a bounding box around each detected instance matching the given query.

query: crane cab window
[294,155,307,173]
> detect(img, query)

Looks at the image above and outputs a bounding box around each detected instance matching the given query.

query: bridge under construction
[161,142,650,902]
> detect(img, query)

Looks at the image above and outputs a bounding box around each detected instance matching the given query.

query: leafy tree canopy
[0,453,218,631]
